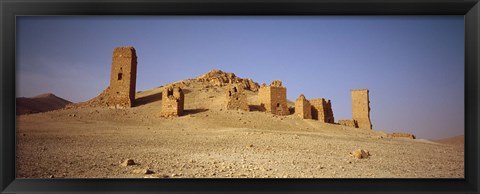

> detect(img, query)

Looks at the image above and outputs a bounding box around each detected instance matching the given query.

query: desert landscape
[16,47,464,179]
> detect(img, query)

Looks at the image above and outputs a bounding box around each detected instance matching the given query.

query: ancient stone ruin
[106,47,138,108]
[352,89,372,129]
[258,80,289,116]
[160,86,184,117]
[338,120,358,128]
[295,94,312,119]
[225,84,249,111]
[310,98,334,123]
[66,46,138,109]
[196,69,260,92]
[387,132,416,139]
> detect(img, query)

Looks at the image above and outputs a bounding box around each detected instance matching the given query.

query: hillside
[16,93,72,115]
[15,70,464,179]
[432,135,464,145]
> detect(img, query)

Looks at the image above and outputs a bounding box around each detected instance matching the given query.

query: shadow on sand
[135,92,162,107]
[248,105,265,112]
[183,108,209,115]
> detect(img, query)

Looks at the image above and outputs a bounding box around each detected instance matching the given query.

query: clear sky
[16,16,464,139]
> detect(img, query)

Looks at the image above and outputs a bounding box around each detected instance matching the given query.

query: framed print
[1,0,479,193]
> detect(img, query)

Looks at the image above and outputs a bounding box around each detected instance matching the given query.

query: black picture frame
[1,0,479,193]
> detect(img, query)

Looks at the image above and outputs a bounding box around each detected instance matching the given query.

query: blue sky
[16,16,464,139]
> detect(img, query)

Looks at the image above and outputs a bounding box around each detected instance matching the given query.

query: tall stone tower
[107,47,137,108]
[258,80,289,116]
[295,94,312,119]
[352,89,372,129]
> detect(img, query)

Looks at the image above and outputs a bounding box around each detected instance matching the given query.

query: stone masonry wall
[387,132,416,139]
[160,86,184,117]
[352,89,372,129]
[225,84,249,111]
[310,98,334,123]
[105,47,137,108]
[258,80,289,116]
[295,94,312,119]
[338,120,358,128]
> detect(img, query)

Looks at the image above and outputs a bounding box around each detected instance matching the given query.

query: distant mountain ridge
[16,93,72,115]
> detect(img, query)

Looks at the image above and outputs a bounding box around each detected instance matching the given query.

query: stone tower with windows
[106,47,137,108]
[160,86,184,117]
[225,84,249,111]
[258,80,289,116]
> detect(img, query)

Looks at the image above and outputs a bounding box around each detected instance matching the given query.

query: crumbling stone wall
[352,89,372,129]
[295,94,311,119]
[104,47,138,108]
[196,70,260,91]
[338,120,358,128]
[225,84,249,111]
[387,132,416,139]
[310,98,334,123]
[160,86,184,117]
[258,80,289,116]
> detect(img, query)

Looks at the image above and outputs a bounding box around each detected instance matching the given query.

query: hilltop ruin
[64,47,377,131]
[196,70,260,92]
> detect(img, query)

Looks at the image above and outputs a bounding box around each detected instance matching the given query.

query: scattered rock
[133,168,154,174]
[351,149,370,159]
[144,174,169,178]
[49,175,55,178]
[121,159,136,166]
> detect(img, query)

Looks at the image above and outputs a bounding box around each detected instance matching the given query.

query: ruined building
[310,98,334,123]
[352,89,372,129]
[160,86,184,117]
[106,47,137,108]
[295,94,312,119]
[64,46,138,109]
[258,80,289,116]
[225,84,249,111]
[338,120,358,128]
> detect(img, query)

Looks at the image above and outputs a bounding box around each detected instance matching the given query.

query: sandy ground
[16,81,464,178]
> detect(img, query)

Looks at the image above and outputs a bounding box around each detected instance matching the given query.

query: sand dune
[16,93,72,115]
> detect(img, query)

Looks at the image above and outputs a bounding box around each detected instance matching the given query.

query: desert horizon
[16,16,464,179]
